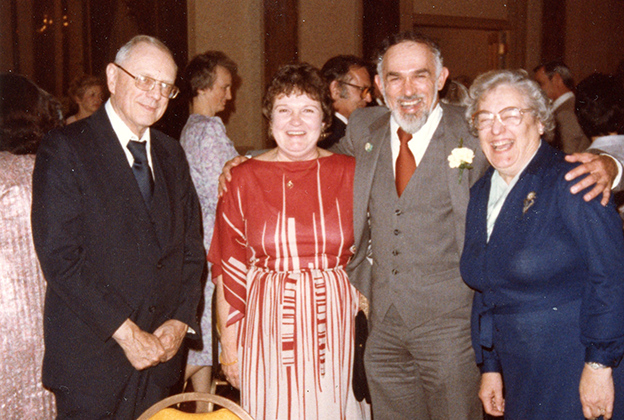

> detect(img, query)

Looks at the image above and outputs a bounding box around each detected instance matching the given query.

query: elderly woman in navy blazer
[460,69,624,420]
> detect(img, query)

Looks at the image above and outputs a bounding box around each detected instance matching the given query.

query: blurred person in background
[65,74,107,124]
[319,55,373,148]
[179,50,239,411]
[534,61,590,153]
[441,78,470,106]
[575,72,624,225]
[0,72,63,419]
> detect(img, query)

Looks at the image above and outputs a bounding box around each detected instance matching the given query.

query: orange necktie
[395,127,416,197]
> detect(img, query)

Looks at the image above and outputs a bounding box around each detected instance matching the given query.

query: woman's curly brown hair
[262,63,333,140]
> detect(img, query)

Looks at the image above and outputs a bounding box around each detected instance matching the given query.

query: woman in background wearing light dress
[0,73,63,418]
[179,51,239,409]
[210,63,369,420]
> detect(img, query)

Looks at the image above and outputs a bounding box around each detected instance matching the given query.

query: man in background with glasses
[319,55,373,148]
[32,35,204,419]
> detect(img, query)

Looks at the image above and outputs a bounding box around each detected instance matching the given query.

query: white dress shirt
[105,100,154,175]
[390,103,443,176]
[335,112,348,126]
[551,91,574,112]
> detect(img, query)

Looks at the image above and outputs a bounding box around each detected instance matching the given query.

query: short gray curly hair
[466,69,554,138]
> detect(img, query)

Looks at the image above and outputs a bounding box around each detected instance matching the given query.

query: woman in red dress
[210,63,370,420]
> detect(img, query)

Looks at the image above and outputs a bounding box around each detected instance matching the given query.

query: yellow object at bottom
[149,407,241,420]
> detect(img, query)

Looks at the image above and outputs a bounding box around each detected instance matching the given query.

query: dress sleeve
[471,291,502,373]
[208,169,248,326]
[181,117,239,253]
[559,176,624,367]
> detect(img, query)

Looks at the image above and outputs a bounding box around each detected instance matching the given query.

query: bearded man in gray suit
[333,32,622,420]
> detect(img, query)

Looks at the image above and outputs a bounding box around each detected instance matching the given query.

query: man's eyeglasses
[114,63,179,99]
[471,107,534,130]
[340,81,372,99]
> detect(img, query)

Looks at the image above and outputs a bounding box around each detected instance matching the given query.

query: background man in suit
[333,32,621,420]
[534,61,591,153]
[32,35,205,419]
[319,55,373,149]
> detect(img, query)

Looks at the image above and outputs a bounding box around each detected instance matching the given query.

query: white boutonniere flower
[448,138,474,183]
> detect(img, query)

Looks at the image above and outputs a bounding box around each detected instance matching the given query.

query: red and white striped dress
[209,154,369,420]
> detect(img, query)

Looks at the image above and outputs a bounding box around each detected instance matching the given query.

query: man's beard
[385,93,438,134]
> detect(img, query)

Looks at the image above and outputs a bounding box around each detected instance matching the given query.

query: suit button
[395,209,402,216]
[149,305,156,313]
[394,229,400,235]
[392,250,400,256]
[392,269,398,275]
[156,262,163,269]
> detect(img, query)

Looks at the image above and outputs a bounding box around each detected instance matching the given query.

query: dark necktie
[127,140,154,207]
[395,127,416,197]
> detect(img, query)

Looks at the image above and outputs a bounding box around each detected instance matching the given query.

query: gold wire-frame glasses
[114,63,179,99]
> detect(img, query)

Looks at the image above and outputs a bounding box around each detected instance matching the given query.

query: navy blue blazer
[461,141,624,372]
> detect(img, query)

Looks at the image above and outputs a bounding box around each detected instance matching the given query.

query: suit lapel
[148,133,171,251]
[353,112,391,248]
[488,142,549,244]
[87,108,162,250]
[439,112,471,211]
[473,169,493,247]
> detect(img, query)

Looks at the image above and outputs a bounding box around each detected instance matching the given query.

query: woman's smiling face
[270,93,324,161]
[477,84,543,183]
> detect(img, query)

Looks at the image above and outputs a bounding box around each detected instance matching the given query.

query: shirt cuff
[602,153,623,189]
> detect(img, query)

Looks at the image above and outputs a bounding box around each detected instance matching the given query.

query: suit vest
[368,132,472,328]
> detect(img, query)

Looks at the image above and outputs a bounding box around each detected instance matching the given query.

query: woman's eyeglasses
[472,107,534,130]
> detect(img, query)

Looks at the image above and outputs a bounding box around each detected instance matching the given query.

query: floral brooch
[448,138,474,184]
[523,191,537,214]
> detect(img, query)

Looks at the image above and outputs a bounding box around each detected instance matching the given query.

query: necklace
[274,148,322,189]
[274,147,320,162]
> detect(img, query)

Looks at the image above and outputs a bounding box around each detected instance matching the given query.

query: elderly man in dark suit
[32,35,205,419]
[333,32,622,420]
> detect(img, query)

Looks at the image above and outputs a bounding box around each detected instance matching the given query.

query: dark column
[363,0,400,62]
[541,0,566,62]
[33,0,58,94]
[263,0,298,87]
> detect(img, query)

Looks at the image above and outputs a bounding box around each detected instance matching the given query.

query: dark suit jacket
[318,114,347,150]
[32,107,205,389]
[461,141,624,371]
